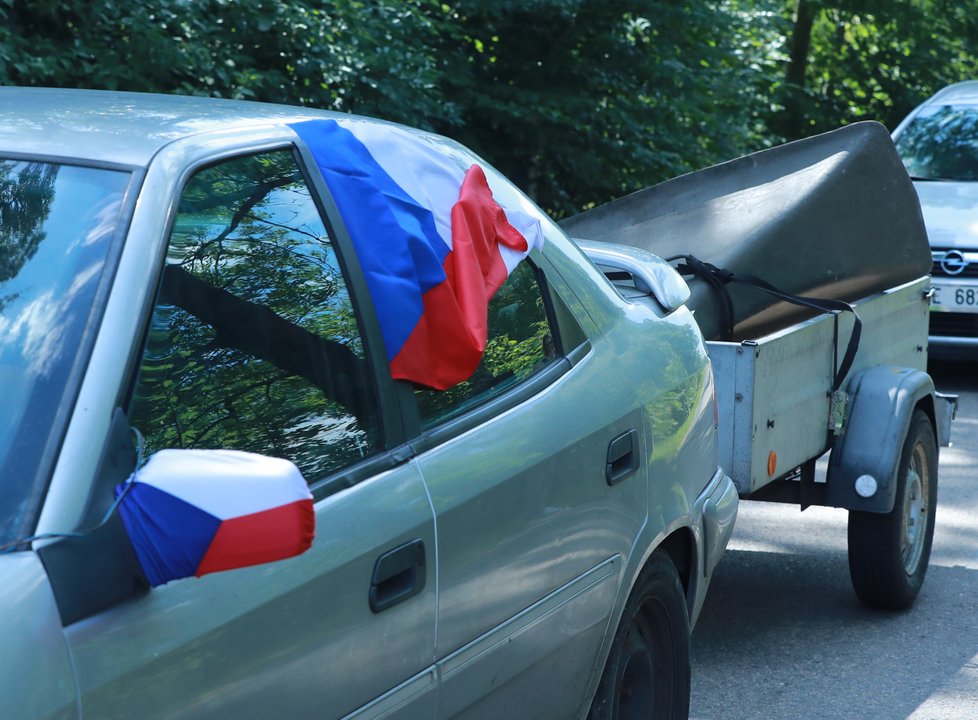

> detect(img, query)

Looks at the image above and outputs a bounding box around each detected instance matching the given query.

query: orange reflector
[767,451,777,477]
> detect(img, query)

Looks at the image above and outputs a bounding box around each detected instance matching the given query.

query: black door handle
[606,429,639,486]
[369,539,426,613]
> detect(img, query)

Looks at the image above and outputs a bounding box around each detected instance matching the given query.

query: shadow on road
[929,358,978,394]
[691,548,978,719]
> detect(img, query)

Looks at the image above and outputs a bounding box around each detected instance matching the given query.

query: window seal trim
[565,340,592,367]
[309,442,415,501]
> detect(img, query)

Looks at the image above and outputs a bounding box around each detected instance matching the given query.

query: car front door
[61,148,437,720]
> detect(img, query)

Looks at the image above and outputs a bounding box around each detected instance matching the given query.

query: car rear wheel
[588,552,690,720]
[847,409,938,610]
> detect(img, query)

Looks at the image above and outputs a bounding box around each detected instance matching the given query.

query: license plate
[932,280,978,313]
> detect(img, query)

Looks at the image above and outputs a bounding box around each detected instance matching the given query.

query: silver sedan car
[892,80,978,357]
[0,88,736,720]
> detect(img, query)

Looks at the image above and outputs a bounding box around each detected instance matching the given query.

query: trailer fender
[826,366,935,513]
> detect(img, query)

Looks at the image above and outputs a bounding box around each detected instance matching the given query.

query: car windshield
[0,159,131,546]
[895,104,978,181]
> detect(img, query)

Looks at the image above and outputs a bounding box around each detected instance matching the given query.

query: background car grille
[932,249,978,278]
[930,311,978,336]
[932,260,978,278]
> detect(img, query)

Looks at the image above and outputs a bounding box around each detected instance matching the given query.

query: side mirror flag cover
[290,118,544,390]
[115,449,315,587]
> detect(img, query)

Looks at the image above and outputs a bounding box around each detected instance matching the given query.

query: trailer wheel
[588,552,690,720]
[847,409,937,610]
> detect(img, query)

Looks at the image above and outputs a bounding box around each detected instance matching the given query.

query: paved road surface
[690,360,978,720]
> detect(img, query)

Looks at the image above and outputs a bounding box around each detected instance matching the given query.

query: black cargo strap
[671,254,862,393]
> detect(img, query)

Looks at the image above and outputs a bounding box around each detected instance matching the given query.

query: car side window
[414,260,559,427]
[129,150,381,484]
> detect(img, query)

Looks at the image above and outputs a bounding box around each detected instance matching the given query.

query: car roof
[0,87,354,167]
[928,80,978,106]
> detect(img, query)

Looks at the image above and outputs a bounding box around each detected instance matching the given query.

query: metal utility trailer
[564,121,958,610]
[709,275,956,610]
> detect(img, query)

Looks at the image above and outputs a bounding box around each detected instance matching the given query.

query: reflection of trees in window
[131,151,379,483]
[415,261,555,426]
[896,106,978,181]
[0,161,57,287]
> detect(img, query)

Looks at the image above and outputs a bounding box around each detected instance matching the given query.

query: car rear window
[895,104,978,181]
[0,160,131,545]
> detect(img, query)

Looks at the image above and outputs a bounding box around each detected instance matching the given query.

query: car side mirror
[575,238,691,313]
[39,413,315,626]
[117,448,315,587]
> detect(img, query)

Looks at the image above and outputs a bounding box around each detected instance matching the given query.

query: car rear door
[409,245,649,719]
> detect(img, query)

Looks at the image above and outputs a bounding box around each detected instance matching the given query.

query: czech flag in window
[291,118,544,390]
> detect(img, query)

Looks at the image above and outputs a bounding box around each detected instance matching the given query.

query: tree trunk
[160,265,371,425]
[779,0,817,139]
[786,0,816,89]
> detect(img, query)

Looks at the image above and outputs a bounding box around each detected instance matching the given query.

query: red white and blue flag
[291,118,544,390]
[116,450,315,587]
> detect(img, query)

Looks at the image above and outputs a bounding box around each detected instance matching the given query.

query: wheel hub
[901,447,929,575]
[617,617,656,719]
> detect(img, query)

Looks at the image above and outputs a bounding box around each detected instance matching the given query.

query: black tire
[847,409,938,610]
[588,553,690,720]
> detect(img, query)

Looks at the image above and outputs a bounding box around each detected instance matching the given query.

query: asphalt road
[690,359,978,720]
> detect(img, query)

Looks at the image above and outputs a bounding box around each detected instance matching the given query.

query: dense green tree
[0,1,461,126]
[3,1,978,211]
[0,1,759,213]
[432,1,759,215]
[760,0,978,140]
[0,161,56,284]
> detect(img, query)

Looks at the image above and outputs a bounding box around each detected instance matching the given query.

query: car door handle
[606,429,639,486]
[369,539,426,613]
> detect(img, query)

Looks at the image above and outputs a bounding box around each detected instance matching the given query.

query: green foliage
[435,1,760,215]
[4,1,978,211]
[0,161,56,283]
[753,0,978,141]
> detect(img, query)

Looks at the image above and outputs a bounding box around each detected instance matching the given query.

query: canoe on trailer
[560,121,932,340]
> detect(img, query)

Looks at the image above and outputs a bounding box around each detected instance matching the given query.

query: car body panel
[914,181,978,251]
[0,87,343,167]
[0,555,77,720]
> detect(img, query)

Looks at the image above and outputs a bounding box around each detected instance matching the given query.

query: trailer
[576,239,957,609]
[706,275,955,609]
[564,122,958,610]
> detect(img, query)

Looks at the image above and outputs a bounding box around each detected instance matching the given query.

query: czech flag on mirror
[116,449,315,587]
[290,118,545,391]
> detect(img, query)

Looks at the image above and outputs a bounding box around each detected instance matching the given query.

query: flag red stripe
[389,165,528,390]
[195,499,315,577]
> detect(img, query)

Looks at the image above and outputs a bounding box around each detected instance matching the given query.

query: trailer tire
[847,409,937,610]
[588,552,690,720]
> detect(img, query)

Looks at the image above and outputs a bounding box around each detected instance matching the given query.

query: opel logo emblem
[941,250,969,275]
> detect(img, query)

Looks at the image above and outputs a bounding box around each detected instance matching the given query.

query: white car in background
[892,80,978,358]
